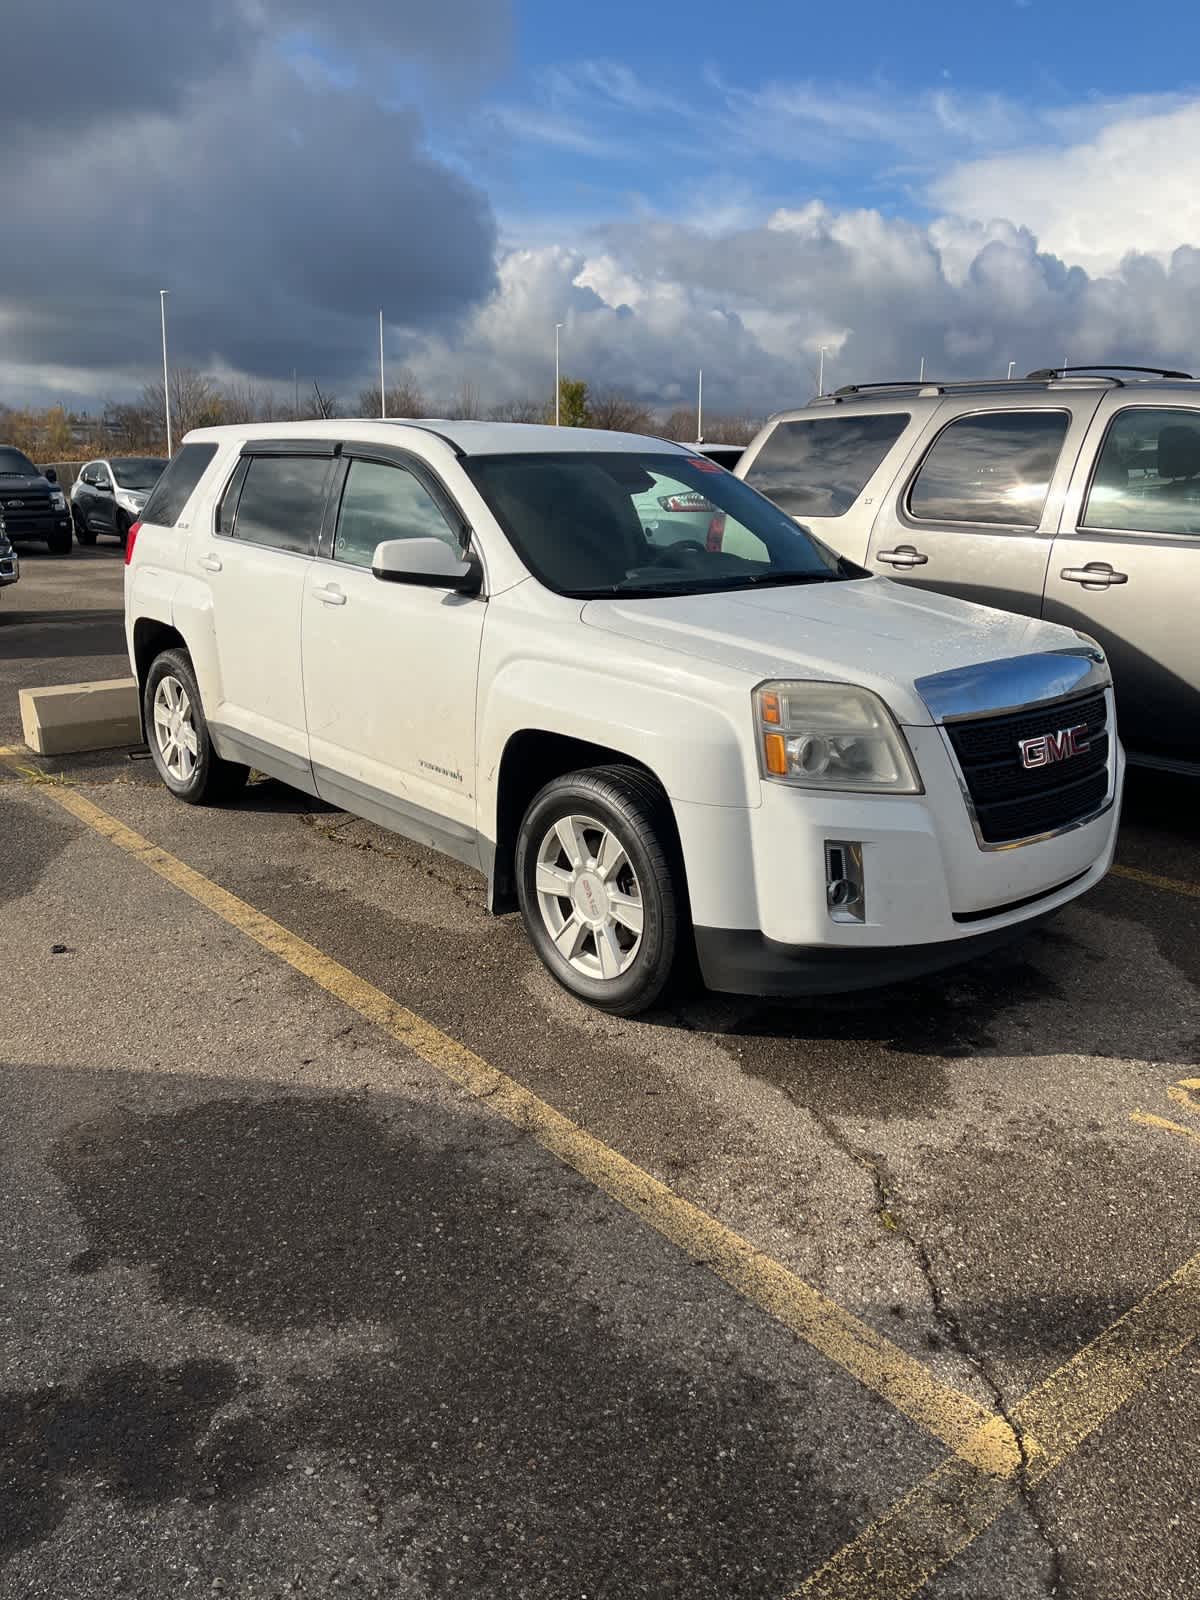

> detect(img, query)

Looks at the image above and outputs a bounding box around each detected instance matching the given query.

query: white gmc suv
[124,420,1123,1014]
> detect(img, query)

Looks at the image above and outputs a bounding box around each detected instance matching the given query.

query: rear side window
[909,411,1069,528]
[139,443,218,528]
[1083,407,1200,537]
[231,455,332,556]
[744,414,909,518]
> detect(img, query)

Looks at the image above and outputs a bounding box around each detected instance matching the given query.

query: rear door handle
[1060,562,1128,589]
[876,545,929,568]
[197,554,222,573]
[312,583,347,606]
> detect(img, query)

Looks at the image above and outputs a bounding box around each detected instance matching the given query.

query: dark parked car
[71,457,168,546]
[0,445,73,553]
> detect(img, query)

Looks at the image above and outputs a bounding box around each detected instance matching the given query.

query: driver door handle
[876,545,929,568]
[1061,562,1128,588]
[312,583,347,606]
[197,554,222,573]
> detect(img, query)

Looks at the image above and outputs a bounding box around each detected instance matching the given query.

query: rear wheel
[73,509,96,547]
[144,648,249,805]
[516,765,684,1015]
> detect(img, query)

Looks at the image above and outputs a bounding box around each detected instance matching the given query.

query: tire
[46,524,72,555]
[143,648,249,805]
[73,510,96,547]
[516,765,684,1015]
[114,512,130,547]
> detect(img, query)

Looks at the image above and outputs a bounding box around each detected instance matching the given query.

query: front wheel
[46,525,72,554]
[143,648,249,805]
[516,766,684,1015]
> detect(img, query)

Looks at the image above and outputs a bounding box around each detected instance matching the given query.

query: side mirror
[372,537,482,595]
[43,467,57,484]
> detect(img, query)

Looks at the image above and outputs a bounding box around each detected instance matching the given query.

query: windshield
[0,447,39,477]
[464,451,853,597]
[112,458,168,489]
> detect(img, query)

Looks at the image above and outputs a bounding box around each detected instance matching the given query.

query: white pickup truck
[125,420,1122,1014]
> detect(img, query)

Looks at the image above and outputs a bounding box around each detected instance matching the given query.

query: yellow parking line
[1131,1111,1200,1150]
[1110,862,1200,900]
[792,1247,1200,1599]
[0,754,1019,1476]
[1168,1080,1200,1115]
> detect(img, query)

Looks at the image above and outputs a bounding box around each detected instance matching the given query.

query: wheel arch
[489,730,683,914]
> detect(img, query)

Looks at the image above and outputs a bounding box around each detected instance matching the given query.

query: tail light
[705,513,726,551]
[124,522,142,565]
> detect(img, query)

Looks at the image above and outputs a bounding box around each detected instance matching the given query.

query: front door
[864,402,1100,616]
[191,445,336,782]
[301,449,485,863]
[1044,400,1200,766]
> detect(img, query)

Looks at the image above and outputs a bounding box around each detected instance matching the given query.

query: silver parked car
[737,367,1200,774]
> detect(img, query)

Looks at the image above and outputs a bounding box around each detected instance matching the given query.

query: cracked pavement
[2,547,1198,1599]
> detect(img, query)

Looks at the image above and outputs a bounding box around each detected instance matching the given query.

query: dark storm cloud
[1,1,509,391]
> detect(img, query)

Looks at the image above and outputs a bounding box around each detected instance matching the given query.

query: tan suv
[737,366,1200,774]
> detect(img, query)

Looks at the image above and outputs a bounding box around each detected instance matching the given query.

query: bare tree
[487,396,550,423]
[356,370,428,419]
[140,367,224,444]
[587,391,655,433]
[447,378,482,420]
[309,380,338,419]
[658,408,698,442]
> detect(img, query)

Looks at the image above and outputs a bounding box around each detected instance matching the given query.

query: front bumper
[695,913,1061,997]
[0,548,18,586]
[5,513,71,543]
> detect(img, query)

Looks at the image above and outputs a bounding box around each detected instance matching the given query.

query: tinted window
[1084,408,1200,537]
[745,414,909,518]
[140,443,218,528]
[465,451,844,597]
[0,446,39,476]
[215,457,250,534]
[112,457,167,489]
[909,411,1069,527]
[334,458,460,568]
[232,455,332,555]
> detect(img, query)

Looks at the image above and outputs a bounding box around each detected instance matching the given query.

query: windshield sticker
[687,458,722,472]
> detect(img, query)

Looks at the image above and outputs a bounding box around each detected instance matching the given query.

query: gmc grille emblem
[1019,724,1091,770]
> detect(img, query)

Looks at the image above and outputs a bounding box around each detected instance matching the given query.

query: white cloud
[933,99,1200,273]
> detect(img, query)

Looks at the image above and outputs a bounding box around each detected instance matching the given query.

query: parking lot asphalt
[2,546,1198,1600]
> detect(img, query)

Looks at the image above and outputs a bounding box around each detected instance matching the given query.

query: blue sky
[6,0,1200,414]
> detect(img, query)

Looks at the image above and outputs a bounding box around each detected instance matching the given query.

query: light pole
[818,345,828,395]
[159,289,172,456]
[1007,361,1016,380]
[379,310,386,418]
[554,323,564,425]
[697,369,704,442]
[918,355,926,382]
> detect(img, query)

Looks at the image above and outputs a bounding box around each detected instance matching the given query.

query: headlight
[116,491,143,513]
[50,490,67,511]
[754,681,922,793]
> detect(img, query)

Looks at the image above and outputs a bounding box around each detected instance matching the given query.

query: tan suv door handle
[876,545,929,568]
[313,583,347,606]
[1060,562,1128,589]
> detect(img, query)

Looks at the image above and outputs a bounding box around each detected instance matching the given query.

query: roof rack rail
[831,381,931,396]
[1025,364,1194,382]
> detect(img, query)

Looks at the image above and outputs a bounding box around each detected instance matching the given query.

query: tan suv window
[745,413,909,518]
[909,411,1069,528]
[1083,408,1200,537]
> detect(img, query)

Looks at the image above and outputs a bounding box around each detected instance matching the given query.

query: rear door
[739,409,913,561]
[864,399,1100,614]
[189,442,336,783]
[301,446,485,860]
[1044,398,1200,765]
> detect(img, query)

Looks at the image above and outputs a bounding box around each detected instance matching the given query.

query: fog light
[825,840,865,924]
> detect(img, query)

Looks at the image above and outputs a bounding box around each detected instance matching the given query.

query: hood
[581,577,1084,725]
[0,475,53,497]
